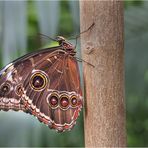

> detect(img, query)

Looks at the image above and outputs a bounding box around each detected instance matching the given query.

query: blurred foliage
[125,0,148,146]
[124,0,143,8]
[58,1,74,36]
[27,1,42,52]
[27,0,74,53]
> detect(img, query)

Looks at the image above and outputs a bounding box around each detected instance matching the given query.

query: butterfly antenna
[75,57,95,68]
[37,33,58,42]
[69,22,95,40]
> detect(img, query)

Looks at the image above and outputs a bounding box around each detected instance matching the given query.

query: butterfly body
[0,37,83,132]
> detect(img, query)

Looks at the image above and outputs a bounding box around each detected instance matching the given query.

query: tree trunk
[80,1,126,147]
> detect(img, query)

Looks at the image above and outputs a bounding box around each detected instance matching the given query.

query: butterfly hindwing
[22,50,82,131]
[0,38,83,132]
[0,63,26,111]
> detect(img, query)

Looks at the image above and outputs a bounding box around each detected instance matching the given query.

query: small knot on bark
[84,41,95,54]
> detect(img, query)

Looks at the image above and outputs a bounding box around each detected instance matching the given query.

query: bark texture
[80,1,126,147]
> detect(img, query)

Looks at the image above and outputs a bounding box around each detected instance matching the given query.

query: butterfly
[0,36,83,132]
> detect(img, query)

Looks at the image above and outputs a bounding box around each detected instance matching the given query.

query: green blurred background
[0,0,148,147]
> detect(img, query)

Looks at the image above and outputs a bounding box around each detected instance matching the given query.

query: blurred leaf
[58,1,73,37]
[124,0,143,9]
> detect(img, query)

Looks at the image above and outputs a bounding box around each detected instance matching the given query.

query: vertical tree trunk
[80,1,126,147]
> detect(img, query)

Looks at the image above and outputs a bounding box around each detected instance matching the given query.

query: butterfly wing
[0,63,26,111]
[0,47,58,112]
[0,47,60,112]
[0,46,83,132]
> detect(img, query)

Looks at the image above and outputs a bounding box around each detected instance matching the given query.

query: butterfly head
[56,36,76,55]
[56,36,66,43]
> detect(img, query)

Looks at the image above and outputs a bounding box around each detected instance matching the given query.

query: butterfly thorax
[56,36,76,56]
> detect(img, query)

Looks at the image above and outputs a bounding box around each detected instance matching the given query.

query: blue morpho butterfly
[0,23,94,132]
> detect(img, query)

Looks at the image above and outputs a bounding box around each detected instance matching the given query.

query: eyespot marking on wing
[30,70,49,91]
[0,82,11,96]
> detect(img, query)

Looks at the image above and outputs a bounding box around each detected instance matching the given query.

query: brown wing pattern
[20,50,82,132]
[0,45,83,132]
[0,63,26,111]
[0,48,60,111]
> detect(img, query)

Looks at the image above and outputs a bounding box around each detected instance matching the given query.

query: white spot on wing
[30,58,35,67]
[55,68,63,74]
[54,56,57,59]
[47,58,52,63]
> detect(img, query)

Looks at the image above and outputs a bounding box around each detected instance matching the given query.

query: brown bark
[80,1,126,147]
